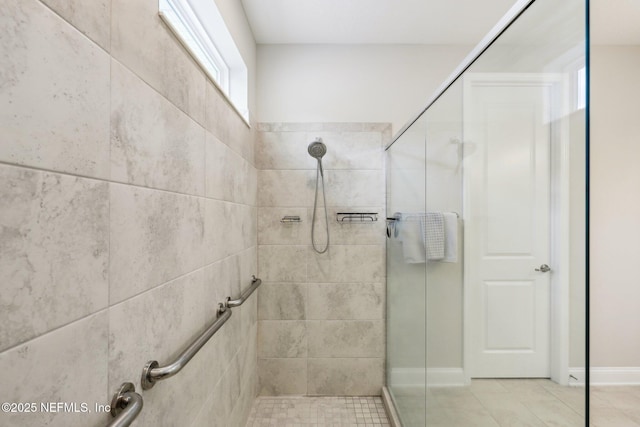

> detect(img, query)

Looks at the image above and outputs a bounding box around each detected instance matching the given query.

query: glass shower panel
[386,114,427,427]
[385,0,587,425]
[422,80,464,422]
[462,0,587,423]
[462,0,586,413]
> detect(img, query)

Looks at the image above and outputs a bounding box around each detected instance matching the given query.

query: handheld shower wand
[308,138,327,177]
[308,138,329,254]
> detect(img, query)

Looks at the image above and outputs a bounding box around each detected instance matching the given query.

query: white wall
[590,45,640,368]
[256,44,471,136]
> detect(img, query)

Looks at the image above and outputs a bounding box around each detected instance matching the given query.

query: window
[159,0,249,124]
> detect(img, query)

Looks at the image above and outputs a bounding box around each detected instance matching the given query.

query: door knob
[535,264,551,273]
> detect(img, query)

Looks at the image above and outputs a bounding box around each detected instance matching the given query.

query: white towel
[442,212,458,263]
[396,213,426,264]
[420,212,445,260]
[396,212,459,264]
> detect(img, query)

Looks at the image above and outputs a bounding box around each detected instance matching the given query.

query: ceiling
[240,0,519,45]
[241,0,640,46]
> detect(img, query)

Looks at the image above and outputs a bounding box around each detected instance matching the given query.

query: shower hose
[311,160,330,254]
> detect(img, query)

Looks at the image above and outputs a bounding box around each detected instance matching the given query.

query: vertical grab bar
[107,383,143,427]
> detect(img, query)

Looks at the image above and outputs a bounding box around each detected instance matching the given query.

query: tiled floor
[245,383,640,426]
[393,379,575,426]
[590,385,640,427]
[392,379,640,426]
[245,396,391,426]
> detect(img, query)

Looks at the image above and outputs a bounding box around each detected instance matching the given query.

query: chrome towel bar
[141,308,232,390]
[140,275,262,390]
[225,275,262,309]
[106,383,143,427]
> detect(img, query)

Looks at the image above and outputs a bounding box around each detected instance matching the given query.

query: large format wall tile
[231,202,257,254]
[325,170,384,206]
[2,0,257,424]
[258,207,309,245]
[111,0,205,124]
[307,320,384,358]
[201,261,240,383]
[236,246,259,297]
[191,373,232,427]
[257,129,383,173]
[0,0,110,179]
[256,131,316,170]
[108,270,209,427]
[307,283,384,320]
[239,323,259,386]
[314,131,383,170]
[193,341,257,427]
[308,358,384,396]
[257,123,324,133]
[40,0,110,51]
[258,245,307,282]
[109,183,205,304]
[258,358,307,396]
[0,312,109,427]
[258,321,307,358]
[205,200,256,265]
[111,60,206,196]
[258,283,307,320]
[203,260,233,315]
[206,133,257,204]
[205,82,253,164]
[108,270,207,384]
[257,123,388,396]
[0,165,108,351]
[205,200,232,263]
[258,170,314,207]
[307,245,384,283]
[230,371,258,427]
[239,287,259,337]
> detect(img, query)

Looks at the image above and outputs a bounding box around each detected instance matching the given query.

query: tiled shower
[5,0,640,426]
[255,123,389,397]
[1,0,393,425]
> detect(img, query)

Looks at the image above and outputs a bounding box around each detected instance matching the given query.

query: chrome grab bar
[141,308,232,390]
[107,383,143,427]
[140,275,261,390]
[225,275,262,308]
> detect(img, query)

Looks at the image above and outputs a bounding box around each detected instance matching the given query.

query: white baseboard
[391,366,640,387]
[569,367,640,385]
[390,367,467,387]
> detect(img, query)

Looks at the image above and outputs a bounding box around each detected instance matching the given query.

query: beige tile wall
[256,122,390,396]
[0,0,257,426]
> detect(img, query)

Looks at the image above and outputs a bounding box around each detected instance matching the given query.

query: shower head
[308,138,326,177]
[308,138,327,159]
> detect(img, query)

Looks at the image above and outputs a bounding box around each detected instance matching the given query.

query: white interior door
[464,74,555,378]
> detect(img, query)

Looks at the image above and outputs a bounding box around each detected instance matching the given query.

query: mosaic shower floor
[245,396,391,427]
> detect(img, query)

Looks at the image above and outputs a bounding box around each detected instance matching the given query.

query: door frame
[462,73,572,385]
